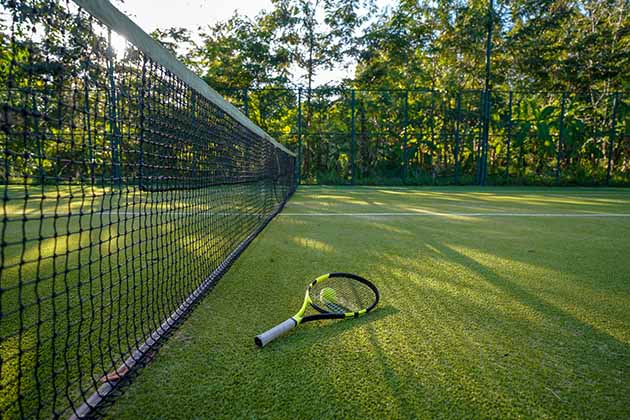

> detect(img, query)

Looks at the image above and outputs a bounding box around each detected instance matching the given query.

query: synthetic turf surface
[107,186,630,419]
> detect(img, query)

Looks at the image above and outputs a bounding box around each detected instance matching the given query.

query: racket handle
[255,318,297,347]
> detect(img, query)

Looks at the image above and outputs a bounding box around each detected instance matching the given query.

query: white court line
[280,212,630,217]
[300,187,630,195]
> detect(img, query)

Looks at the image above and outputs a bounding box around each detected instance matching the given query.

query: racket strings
[310,278,376,314]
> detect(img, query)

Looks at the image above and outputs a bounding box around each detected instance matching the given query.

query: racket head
[306,272,379,319]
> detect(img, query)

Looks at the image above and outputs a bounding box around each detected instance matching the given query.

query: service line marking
[280,212,630,217]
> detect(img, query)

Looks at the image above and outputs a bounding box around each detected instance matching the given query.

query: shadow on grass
[277,213,630,417]
[264,305,400,351]
[434,240,630,351]
[428,241,630,415]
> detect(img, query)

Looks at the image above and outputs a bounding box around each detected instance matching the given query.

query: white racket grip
[255,318,297,347]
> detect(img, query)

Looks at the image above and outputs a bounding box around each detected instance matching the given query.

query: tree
[190,12,292,90]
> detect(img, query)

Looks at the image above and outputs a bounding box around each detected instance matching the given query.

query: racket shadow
[274,305,399,348]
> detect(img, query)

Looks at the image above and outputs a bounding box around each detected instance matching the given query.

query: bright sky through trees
[114,0,397,86]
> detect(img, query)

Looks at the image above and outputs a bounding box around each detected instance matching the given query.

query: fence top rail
[216,87,630,96]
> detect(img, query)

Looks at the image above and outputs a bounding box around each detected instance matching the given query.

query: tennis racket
[255,272,379,347]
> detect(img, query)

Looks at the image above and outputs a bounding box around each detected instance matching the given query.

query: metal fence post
[481,0,494,186]
[556,92,566,184]
[402,90,409,182]
[137,58,146,189]
[481,90,491,186]
[454,91,462,184]
[190,91,198,180]
[505,91,513,180]
[476,91,484,184]
[84,62,96,183]
[429,90,436,182]
[440,99,447,169]
[607,92,619,185]
[243,88,249,117]
[106,30,121,187]
[350,89,356,184]
[297,87,303,184]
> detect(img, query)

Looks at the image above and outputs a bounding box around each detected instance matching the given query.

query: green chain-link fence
[219,87,630,186]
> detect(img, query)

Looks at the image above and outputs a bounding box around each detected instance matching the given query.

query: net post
[607,92,619,185]
[556,92,566,185]
[350,89,356,184]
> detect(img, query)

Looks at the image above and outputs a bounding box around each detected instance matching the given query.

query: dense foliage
[157,0,628,185]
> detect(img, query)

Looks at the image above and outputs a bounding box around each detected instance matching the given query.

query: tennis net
[0,0,296,418]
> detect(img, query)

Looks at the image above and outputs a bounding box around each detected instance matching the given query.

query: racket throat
[324,302,350,313]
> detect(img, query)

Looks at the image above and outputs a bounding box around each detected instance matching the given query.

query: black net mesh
[309,277,376,314]
[0,1,296,418]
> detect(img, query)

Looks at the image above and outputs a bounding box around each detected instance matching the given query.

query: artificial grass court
[107,186,630,419]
